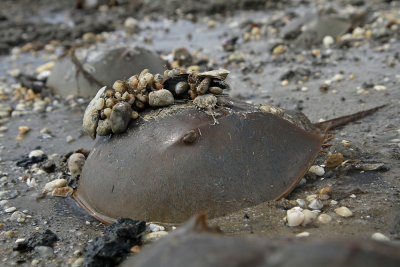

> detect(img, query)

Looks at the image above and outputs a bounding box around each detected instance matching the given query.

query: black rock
[14,229,58,252]
[83,218,146,267]
[16,154,48,168]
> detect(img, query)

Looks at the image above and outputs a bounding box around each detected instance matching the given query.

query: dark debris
[83,218,146,267]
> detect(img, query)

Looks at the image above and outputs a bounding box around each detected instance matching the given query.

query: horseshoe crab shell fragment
[74,99,323,223]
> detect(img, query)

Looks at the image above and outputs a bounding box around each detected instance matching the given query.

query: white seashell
[83,86,106,139]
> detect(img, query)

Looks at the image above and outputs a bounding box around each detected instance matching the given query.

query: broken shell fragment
[82,86,106,139]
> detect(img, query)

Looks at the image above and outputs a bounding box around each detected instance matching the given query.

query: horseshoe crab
[75,68,382,224]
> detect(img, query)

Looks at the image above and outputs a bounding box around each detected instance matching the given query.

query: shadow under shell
[74,100,323,223]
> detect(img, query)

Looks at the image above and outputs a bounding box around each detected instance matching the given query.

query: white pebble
[302,209,317,226]
[286,207,305,227]
[149,223,165,232]
[142,231,168,243]
[373,85,386,91]
[15,238,26,244]
[306,194,317,202]
[334,206,353,217]
[296,199,307,208]
[296,231,310,237]
[308,165,325,176]
[29,150,45,158]
[308,199,323,210]
[148,89,174,107]
[68,153,86,175]
[43,179,67,193]
[323,35,334,48]
[317,214,332,224]
[330,200,338,206]
[332,74,343,82]
[371,232,390,242]
[5,207,17,213]
[66,136,75,143]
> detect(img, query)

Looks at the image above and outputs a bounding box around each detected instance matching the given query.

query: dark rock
[83,218,146,267]
[14,230,58,252]
[40,160,56,173]
[16,154,47,168]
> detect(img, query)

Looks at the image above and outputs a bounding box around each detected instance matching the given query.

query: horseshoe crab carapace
[73,69,382,224]
[74,100,323,223]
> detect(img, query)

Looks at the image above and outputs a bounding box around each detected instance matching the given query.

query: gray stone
[0,190,19,200]
[34,246,54,258]
[110,102,132,134]
[96,119,112,136]
[47,45,165,98]
[148,89,174,107]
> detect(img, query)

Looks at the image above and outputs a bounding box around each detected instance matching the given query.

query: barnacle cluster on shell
[83,68,231,139]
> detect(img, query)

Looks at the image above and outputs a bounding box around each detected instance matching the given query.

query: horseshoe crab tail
[314,104,387,132]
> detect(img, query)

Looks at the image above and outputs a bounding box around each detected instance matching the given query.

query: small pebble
[272,45,287,55]
[10,211,26,222]
[130,245,141,253]
[5,207,17,213]
[34,246,54,258]
[43,179,68,193]
[36,62,55,73]
[296,199,307,208]
[286,207,304,227]
[308,199,323,210]
[302,209,317,226]
[68,153,86,174]
[334,206,353,217]
[71,257,84,267]
[31,259,40,265]
[296,232,310,237]
[29,150,44,158]
[66,136,75,143]
[373,85,386,91]
[149,223,165,232]
[371,232,390,242]
[18,126,30,134]
[308,165,325,176]
[323,35,334,48]
[110,102,132,134]
[52,186,73,197]
[317,214,332,224]
[326,153,344,167]
[3,230,18,238]
[142,231,168,243]
[148,89,174,107]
